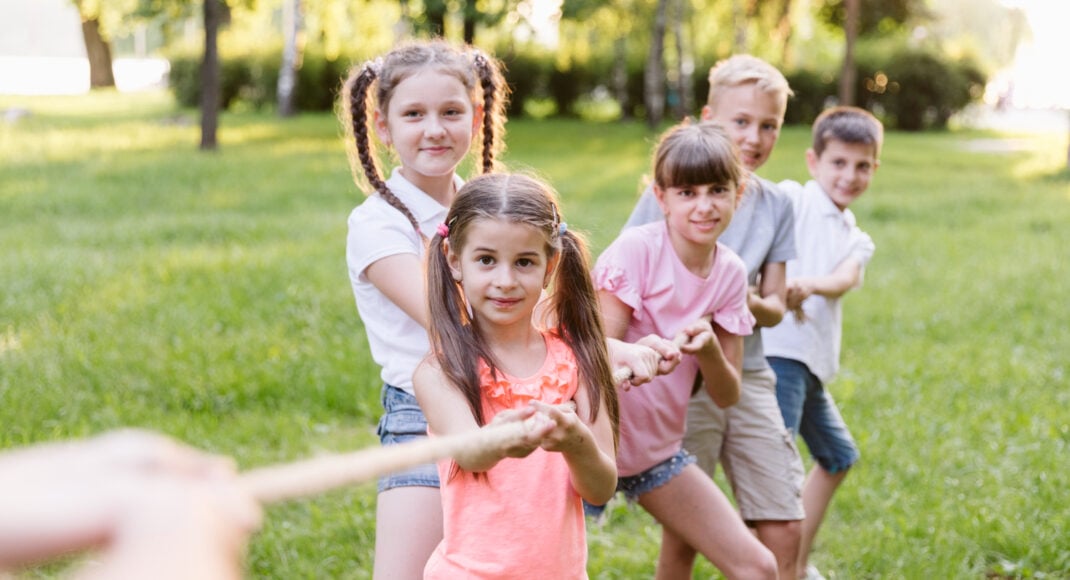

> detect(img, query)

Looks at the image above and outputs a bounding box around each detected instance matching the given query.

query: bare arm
[748,261,788,328]
[786,257,864,312]
[365,253,430,329]
[531,384,617,505]
[413,360,551,473]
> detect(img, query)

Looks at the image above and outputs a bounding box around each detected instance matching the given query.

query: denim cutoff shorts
[584,449,696,517]
[376,384,441,492]
[768,357,860,474]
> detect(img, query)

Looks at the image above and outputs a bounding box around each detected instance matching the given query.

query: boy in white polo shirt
[764,105,882,580]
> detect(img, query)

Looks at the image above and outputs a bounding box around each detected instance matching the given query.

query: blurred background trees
[81,0,1033,133]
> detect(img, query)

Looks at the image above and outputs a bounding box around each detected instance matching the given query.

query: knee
[721,540,777,580]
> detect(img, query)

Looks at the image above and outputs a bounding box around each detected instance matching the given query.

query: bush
[858,48,986,131]
[784,69,837,126]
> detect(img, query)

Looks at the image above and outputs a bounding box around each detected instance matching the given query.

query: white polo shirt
[346,168,463,394]
[763,179,875,385]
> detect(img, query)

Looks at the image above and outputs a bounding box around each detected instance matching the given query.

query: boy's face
[701,83,785,171]
[806,140,879,210]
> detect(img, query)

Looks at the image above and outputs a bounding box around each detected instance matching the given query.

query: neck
[666,227,717,277]
[400,168,456,206]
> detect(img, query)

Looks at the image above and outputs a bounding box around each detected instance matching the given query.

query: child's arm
[414,359,553,473]
[530,385,617,505]
[785,256,864,312]
[675,318,743,408]
[365,254,430,328]
[747,261,788,328]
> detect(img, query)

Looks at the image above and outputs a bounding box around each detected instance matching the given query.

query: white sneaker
[802,564,827,580]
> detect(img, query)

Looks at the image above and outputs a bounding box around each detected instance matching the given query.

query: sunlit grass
[2,90,1068,578]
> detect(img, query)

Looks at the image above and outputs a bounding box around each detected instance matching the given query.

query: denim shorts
[768,357,860,474]
[376,384,441,492]
[584,449,696,517]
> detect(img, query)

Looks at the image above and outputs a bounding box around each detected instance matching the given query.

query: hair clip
[436,223,450,237]
[559,222,568,237]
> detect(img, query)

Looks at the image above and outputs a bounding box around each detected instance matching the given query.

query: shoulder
[601,221,663,258]
[716,244,748,280]
[413,355,446,394]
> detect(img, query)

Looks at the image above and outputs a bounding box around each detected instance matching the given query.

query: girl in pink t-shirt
[414,172,619,578]
[593,122,779,578]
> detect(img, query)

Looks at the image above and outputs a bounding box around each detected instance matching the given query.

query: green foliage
[167,49,349,112]
[816,0,932,37]
[2,91,1069,577]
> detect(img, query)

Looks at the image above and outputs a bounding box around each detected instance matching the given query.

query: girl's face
[374,69,482,194]
[654,181,742,250]
[447,218,555,333]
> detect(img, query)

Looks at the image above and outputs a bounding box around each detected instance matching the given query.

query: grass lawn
[1,90,1068,578]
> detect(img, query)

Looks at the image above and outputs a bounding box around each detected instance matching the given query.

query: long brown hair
[426,173,619,448]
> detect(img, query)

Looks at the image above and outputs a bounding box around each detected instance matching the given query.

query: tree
[200,0,224,150]
[71,1,116,88]
[645,0,669,128]
[277,0,303,117]
[838,0,858,105]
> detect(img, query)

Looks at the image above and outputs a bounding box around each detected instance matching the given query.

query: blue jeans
[376,384,440,492]
[768,357,859,475]
[584,449,696,517]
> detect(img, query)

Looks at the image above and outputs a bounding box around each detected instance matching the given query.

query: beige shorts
[683,367,805,522]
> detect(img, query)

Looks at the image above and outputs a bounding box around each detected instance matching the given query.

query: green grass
[2,90,1068,578]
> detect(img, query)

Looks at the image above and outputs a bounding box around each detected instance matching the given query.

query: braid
[472,50,508,175]
[344,60,423,237]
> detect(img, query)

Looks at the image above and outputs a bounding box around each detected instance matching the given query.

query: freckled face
[375,69,481,194]
[448,218,553,331]
[702,83,785,171]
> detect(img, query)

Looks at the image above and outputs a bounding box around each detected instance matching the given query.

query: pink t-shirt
[425,332,588,579]
[593,221,754,477]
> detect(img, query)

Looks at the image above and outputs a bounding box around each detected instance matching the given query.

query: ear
[471,103,484,137]
[444,239,462,282]
[543,254,560,288]
[700,104,713,122]
[734,178,747,208]
[805,148,819,179]
[373,108,391,147]
[653,184,670,216]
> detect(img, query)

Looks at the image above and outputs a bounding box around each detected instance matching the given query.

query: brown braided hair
[341,40,510,236]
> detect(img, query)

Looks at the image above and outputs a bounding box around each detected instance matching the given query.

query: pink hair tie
[436,223,450,237]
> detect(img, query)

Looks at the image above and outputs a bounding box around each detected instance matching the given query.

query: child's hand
[636,334,683,377]
[786,280,813,323]
[672,317,718,356]
[527,401,590,455]
[490,405,554,459]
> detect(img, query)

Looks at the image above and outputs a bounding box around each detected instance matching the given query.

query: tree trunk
[732,0,747,53]
[81,18,115,89]
[613,35,631,120]
[277,0,302,117]
[775,0,795,67]
[672,0,693,119]
[462,1,477,44]
[838,0,859,106]
[200,0,222,151]
[645,0,669,129]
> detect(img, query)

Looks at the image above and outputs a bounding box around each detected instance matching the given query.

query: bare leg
[373,486,442,579]
[641,465,777,580]
[798,465,847,574]
[754,519,802,580]
[657,527,698,580]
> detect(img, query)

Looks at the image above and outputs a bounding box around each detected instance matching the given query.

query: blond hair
[707,54,793,113]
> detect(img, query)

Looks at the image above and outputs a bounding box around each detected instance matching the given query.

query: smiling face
[654,181,743,253]
[374,69,481,195]
[806,139,879,210]
[702,82,785,171]
[447,217,554,332]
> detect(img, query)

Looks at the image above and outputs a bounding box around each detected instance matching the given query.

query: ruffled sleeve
[592,227,653,318]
